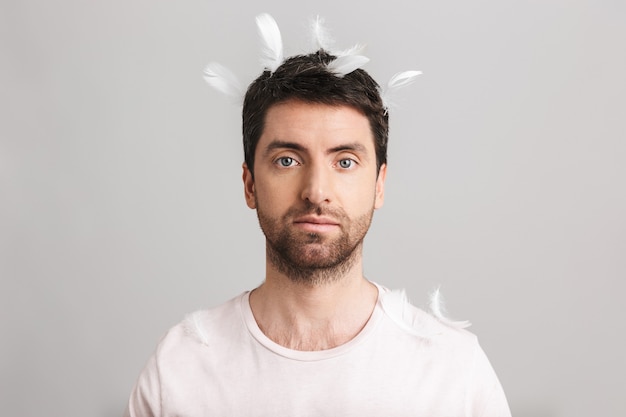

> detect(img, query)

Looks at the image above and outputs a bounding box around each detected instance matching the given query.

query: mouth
[293,216,340,233]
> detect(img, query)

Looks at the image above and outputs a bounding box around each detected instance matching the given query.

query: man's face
[242,100,386,282]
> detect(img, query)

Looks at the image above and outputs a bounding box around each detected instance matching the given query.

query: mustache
[284,202,347,220]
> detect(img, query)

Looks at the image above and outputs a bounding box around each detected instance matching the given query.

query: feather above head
[203,12,421,112]
[327,55,370,78]
[310,15,369,77]
[381,70,423,113]
[256,13,284,73]
[311,15,334,52]
[310,15,366,58]
[203,62,244,103]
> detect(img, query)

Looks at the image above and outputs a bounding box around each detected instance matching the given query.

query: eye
[276,156,296,167]
[338,159,354,169]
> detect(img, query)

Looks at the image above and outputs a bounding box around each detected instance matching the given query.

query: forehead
[259,100,374,151]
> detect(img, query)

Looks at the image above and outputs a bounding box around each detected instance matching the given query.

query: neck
[249,253,379,350]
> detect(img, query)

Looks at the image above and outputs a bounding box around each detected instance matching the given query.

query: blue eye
[277,157,294,167]
[338,159,353,169]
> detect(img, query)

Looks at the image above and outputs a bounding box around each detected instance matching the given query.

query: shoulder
[155,292,247,356]
[378,287,478,349]
[379,293,512,417]
[125,294,249,417]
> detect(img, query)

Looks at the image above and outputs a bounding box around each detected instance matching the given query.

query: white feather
[203,62,244,101]
[429,287,471,329]
[311,15,334,51]
[182,311,210,346]
[335,43,366,57]
[380,289,437,338]
[381,70,422,112]
[256,13,284,73]
[310,16,365,57]
[326,55,369,77]
[388,70,422,89]
[193,312,210,345]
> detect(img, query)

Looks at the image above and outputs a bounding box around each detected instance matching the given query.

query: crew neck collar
[239,282,386,361]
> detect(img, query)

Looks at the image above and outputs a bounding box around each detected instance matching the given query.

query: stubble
[257,201,374,286]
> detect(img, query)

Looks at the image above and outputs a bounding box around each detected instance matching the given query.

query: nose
[300,163,331,205]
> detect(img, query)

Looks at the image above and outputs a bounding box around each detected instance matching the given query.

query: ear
[374,163,387,209]
[242,163,256,209]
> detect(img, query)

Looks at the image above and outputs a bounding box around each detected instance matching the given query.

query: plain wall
[1,1,624,416]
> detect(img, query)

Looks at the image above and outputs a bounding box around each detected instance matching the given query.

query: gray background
[1,1,625,416]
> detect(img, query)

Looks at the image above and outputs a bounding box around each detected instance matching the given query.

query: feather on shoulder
[380,288,470,338]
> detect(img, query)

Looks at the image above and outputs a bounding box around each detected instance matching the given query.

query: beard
[256,200,374,286]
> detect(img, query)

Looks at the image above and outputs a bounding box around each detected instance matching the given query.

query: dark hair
[242,50,388,175]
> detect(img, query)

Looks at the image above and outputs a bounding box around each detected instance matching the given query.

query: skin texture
[242,100,387,350]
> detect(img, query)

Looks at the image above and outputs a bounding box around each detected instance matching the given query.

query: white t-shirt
[125,286,511,417]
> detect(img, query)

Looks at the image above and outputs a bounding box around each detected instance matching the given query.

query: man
[125,15,511,417]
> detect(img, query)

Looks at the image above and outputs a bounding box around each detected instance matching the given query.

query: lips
[293,215,340,233]
[294,215,339,225]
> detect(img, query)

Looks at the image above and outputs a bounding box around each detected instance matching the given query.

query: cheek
[254,181,292,212]
[341,181,378,208]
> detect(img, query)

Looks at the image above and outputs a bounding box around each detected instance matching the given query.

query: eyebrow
[263,140,306,157]
[263,140,369,159]
[327,142,368,156]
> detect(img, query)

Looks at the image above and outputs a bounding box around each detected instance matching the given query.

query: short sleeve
[124,354,162,417]
[469,342,512,417]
